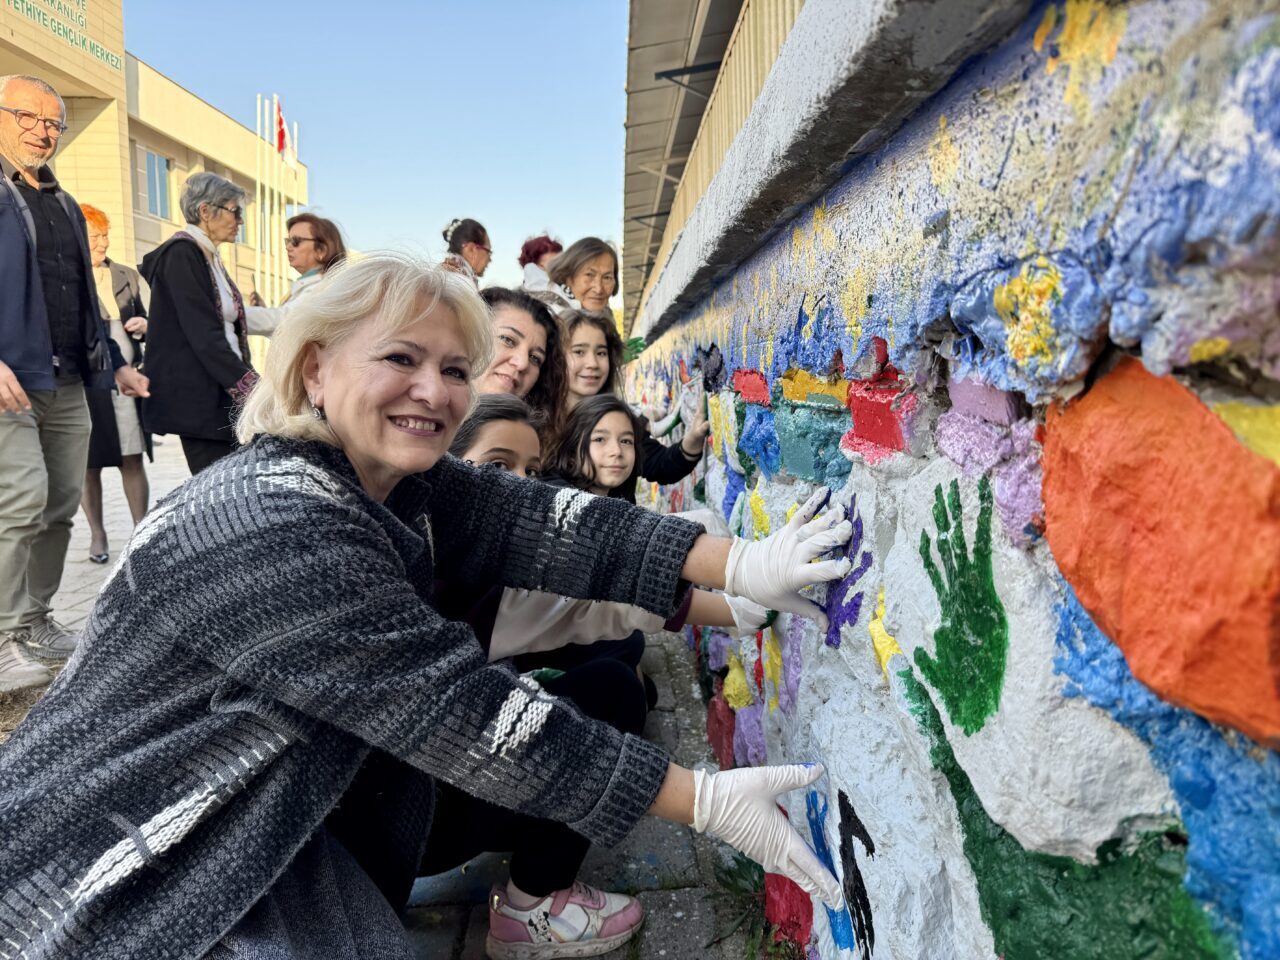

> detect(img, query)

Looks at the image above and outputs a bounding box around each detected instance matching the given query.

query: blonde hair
[236,253,494,445]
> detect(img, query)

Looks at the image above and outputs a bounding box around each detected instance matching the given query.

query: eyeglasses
[214,204,244,221]
[0,106,67,137]
[467,241,492,255]
[284,236,319,248]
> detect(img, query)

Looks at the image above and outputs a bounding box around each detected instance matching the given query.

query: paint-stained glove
[723,489,852,630]
[693,763,844,908]
[724,594,771,637]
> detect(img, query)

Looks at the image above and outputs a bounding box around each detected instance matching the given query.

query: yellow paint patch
[1044,0,1127,117]
[707,393,726,461]
[868,588,904,678]
[780,369,851,405]
[1189,336,1231,364]
[839,266,871,344]
[749,478,771,541]
[928,115,961,191]
[1033,4,1057,52]
[724,651,754,708]
[812,202,838,253]
[785,503,800,524]
[764,628,783,713]
[1214,402,1280,467]
[763,334,775,372]
[993,256,1063,369]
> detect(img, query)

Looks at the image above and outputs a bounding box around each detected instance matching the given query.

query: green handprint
[914,475,1008,735]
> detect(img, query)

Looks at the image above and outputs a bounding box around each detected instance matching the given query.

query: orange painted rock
[1043,357,1280,746]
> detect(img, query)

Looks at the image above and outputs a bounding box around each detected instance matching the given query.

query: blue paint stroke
[721,466,746,525]
[806,790,856,950]
[739,405,782,478]
[1055,586,1280,960]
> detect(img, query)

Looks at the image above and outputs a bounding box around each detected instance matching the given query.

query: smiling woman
[0,253,853,960]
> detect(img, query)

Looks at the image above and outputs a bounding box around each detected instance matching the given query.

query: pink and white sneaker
[485,881,644,959]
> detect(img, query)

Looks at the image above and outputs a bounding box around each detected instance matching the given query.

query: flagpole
[254,92,262,297]
[271,93,280,306]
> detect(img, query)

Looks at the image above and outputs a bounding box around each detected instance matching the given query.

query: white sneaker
[486,881,644,959]
[22,617,79,661]
[0,632,53,693]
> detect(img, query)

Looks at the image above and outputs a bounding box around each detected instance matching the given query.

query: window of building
[132,143,171,220]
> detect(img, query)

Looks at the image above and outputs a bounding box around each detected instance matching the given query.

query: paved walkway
[0,441,748,958]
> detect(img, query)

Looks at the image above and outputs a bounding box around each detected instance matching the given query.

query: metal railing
[639,0,805,319]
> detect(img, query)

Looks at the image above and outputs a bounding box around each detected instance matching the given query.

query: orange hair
[80,203,109,233]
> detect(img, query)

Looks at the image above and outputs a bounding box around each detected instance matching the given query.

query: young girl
[559,311,708,501]
[426,395,767,956]
[447,395,765,657]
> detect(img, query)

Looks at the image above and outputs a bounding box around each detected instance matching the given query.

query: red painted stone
[733,369,771,406]
[764,872,813,945]
[706,684,736,769]
[1043,357,1280,746]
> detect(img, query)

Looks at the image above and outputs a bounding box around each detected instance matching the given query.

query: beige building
[1,0,307,305]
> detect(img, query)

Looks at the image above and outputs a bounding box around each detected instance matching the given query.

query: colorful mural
[633,1,1280,957]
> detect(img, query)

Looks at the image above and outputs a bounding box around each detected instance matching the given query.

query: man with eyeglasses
[0,74,150,691]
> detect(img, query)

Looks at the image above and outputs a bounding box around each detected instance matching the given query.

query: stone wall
[625,2,1280,957]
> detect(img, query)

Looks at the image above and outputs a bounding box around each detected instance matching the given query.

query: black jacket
[140,235,251,441]
[0,167,124,392]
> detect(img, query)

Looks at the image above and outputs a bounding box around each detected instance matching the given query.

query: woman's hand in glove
[723,488,852,629]
[693,764,844,908]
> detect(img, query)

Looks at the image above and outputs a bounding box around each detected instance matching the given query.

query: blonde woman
[0,254,849,959]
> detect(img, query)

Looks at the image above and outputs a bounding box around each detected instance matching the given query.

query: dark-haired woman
[546,237,617,317]
[441,217,490,286]
[561,310,708,503]
[245,213,347,335]
[477,287,569,446]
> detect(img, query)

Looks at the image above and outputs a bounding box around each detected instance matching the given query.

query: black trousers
[180,436,236,474]
[420,658,648,896]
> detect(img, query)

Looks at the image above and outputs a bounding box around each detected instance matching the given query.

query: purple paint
[948,372,1025,425]
[992,420,1043,546]
[781,617,804,715]
[823,499,872,648]
[733,702,767,767]
[936,410,1014,477]
[706,629,733,671]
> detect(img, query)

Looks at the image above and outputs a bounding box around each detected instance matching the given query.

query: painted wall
[626,2,1280,957]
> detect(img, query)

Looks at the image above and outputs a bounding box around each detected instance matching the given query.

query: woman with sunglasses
[245,213,347,335]
[140,172,256,474]
[441,217,491,286]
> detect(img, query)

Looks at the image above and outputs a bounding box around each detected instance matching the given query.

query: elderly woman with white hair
[0,254,851,960]
[140,171,255,474]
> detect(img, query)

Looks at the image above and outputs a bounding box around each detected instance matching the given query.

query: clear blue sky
[122,0,628,291]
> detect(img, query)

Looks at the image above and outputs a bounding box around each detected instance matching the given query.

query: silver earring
[308,395,326,421]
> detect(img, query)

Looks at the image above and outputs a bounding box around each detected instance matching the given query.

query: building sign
[3,0,123,70]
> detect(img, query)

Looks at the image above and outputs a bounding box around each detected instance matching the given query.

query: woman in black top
[140,173,254,474]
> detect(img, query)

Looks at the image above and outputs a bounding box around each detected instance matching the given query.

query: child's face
[586,410,635,493]
[460,420,543,478]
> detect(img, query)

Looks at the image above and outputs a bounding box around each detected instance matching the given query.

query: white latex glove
[693,764,844,908]
[724,594,770,637]
[723,489,853,629]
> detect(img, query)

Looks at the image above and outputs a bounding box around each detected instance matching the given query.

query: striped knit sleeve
[394,457,705,617]
[184,496,670,848]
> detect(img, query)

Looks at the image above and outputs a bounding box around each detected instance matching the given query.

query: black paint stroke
[838,790,876,960]
[701,343,727,392]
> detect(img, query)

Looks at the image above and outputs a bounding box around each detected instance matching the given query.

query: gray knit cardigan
[0,435,703,959]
